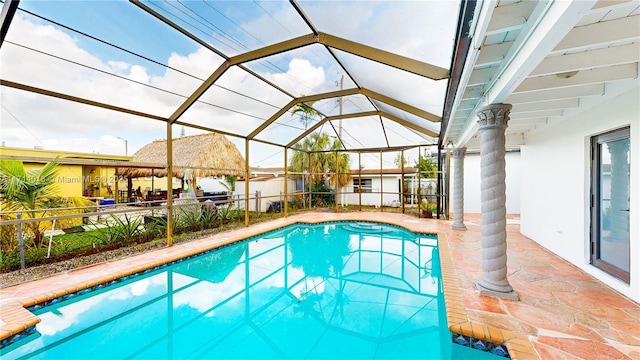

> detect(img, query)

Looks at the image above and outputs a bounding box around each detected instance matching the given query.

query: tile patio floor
[1,212,638,359]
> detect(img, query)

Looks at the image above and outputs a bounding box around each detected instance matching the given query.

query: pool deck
[1,212,639,359]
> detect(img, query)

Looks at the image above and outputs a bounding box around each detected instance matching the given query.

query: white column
[475,103,518,300]
[451,147,467,230]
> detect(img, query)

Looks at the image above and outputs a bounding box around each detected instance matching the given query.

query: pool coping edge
[438,230,539,360]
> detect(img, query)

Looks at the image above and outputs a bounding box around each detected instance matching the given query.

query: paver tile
[536,336,630,360]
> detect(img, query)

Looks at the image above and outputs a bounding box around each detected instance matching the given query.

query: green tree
[393,152,407,168]
[288,133,351,190]
[0,160,93,247]
[291,99,319,130]
[415,152,438,178]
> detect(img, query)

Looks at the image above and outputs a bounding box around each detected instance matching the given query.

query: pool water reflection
[1,222,499,359]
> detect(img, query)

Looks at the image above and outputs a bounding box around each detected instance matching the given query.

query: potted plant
[420,202,437,218]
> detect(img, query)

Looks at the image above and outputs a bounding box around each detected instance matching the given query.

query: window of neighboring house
[590,126,630,283]
[353,178,372,193]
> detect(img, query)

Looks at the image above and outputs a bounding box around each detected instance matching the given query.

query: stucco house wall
[449,151,522,215]
[520,88,639,303]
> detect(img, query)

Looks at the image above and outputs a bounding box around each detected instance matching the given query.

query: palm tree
[326,139,350,188]
[0,160,92,247]
[218,175,237,192]
[288,133,352,190]
[291,99,320,130]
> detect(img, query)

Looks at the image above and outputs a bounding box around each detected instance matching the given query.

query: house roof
[353,167,418,175]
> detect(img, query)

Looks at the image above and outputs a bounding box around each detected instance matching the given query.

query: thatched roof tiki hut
[115,133,245,200]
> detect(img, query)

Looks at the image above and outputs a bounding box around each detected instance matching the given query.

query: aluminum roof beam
[287,111,379,147]
[247,88,360,140]
[286,110,438,149]
[0,79,166,122]
[228,32,449,81]
[361,88,441,123]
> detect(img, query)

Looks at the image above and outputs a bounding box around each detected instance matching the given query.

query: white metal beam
[516,63,638,92]
[511,98,579,112]
[507,83,604,103]
[553,15,640,53]
[455,0,598,148]
[475,42,513,67]
[510,109,563,120]
[485,1,537,35]
[440,0,495,145]
[483,0,598,105]
[532,42,640,77]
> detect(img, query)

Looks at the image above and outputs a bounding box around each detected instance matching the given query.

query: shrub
[288,197,302,210]
[86,214,143,246]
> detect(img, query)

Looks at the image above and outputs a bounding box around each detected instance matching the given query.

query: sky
[0,0,459,168]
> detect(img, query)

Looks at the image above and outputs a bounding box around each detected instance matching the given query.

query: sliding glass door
[591,127,630,282]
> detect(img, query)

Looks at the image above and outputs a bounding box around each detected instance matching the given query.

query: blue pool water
[2,222,501,359]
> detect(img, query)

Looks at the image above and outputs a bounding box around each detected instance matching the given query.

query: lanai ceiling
[0,0,638,157]
[443,0,640,149]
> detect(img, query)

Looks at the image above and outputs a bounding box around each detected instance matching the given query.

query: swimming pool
[1,221,501,359]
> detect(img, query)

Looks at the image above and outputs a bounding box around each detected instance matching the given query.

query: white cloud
[127,65,150,84]
[264,58,325,97]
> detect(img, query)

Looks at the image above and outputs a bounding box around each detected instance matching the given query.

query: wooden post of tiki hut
[115,133,245,246]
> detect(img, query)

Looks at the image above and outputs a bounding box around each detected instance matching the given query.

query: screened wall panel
[334,116,388,150]
[2,9,227,118]
[196,73,289,125]
[381,119,434,148]
[374,101,441,136]
[179,101,265,137]
[139,0,311,56]
[334,50,448,117]
[254,111,313,146]
[298,1,459,69]
[242,44,353,98]
[0,87,167,154]
[214,66,292,111]
[14,2,210,73]
[313,94,376,117]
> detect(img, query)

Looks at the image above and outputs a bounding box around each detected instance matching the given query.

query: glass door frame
[590,126,630,283]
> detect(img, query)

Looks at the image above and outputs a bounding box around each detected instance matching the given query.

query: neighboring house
[0,146,135,199]
[339,168,425,207]
[235,168,296,212]
[0,146,185,203]
[236,167,440,210]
